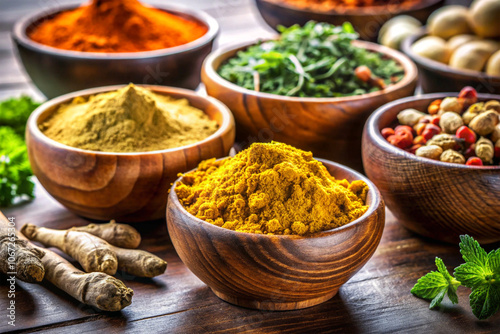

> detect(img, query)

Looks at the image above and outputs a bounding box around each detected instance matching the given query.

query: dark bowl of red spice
[255,0,444,41]
[12,1,219,98]
[362,92,500,244]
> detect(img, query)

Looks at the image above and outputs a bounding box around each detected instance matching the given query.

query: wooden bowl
[254,0,444,41]
[401,30,500,94]
[26,85,235,222]
[12,3,219,99]
[167,158,385,310]
[362,93,500,244]
[202,40,417,171]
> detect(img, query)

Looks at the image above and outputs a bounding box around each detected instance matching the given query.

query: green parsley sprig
[411,235,500,320]
[218,21,404,98]
[0,96,41,206]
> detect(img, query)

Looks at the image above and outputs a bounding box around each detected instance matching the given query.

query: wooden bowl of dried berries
[362,87,500,244]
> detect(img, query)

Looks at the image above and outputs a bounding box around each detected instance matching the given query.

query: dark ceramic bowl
[362,93,500,244]
[167,158,385,310]
[12,3,219,99]
[402,30,500,94]
[255,0,444,41]
[26,84,235,222]
[202,39,417,172]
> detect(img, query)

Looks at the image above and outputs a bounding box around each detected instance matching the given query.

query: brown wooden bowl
[202,40,418,172]
[362,93,500,244]
[167,158,385,310]
[12,3,219,99]
[26,85,235,222]
[254,0,444,41]
[401,30,500,94]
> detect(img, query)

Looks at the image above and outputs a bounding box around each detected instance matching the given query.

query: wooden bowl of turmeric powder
[167,143,385,311]
[362,92,500,244]
[26,84,235,222]
[12,1,219,99]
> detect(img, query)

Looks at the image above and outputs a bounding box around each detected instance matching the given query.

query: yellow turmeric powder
[176,142,369,236]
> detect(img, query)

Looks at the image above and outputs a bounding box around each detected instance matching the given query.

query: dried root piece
[37,243,133,311]
[0,212,45,283]
[22,223,166,278]
[113,247,167,278]
[72,220,141,249]
[21,224,117,275]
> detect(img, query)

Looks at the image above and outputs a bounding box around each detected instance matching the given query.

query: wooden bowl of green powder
[167,142,385,310]
[202,21,418,171]
[26,84,235,222]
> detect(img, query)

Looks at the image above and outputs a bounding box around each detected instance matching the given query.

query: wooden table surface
[1,0,499,333]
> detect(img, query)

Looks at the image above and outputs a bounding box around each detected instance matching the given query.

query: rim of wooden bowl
[366,92,500,170]
[256,0,444,16]
[401,29,500,82]
[12,3,219,59]
[28,84,235,156]
[203,38,418,102]
[169,157,383,238]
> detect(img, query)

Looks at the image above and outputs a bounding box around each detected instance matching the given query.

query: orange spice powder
[29,0,208,53]
[270,0,422,10]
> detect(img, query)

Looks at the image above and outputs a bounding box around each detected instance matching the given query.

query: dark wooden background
[1,0,498,333]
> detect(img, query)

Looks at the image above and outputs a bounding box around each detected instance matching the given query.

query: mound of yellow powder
[176,142,369,236]
[40,84,218,153]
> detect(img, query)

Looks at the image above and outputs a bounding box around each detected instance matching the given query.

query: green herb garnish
[411,235,500,320]
[218,21,404,98]
[0,96,41,206]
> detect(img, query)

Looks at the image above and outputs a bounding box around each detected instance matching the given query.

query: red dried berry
[409,144,422,154]
[422,124,441,141]
[387,133,413,149]
[464,144,476,159]
[395,125,414,136]
[431,116,440,126]
[466,157,483,166]
[414,123,427,136]
[456,126,477,144]
[381,128,395,139]
[458,86,478,108]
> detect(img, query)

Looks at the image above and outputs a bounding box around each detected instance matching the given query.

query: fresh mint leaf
[488,249,500,274]
[459,235,488,267]
[469,283,500,320]
[454,262,491,289]
[411,257,460,309]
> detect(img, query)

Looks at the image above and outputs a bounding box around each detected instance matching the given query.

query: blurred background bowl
[26,85,235,222]
[202,39,417,172]
[362,93,500,244]
[12,3,219,99]
[254,0,444,41]
[167,158,385,310]
[402,30,500,94]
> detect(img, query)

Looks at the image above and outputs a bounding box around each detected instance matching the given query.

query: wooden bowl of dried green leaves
[202,22,418,171]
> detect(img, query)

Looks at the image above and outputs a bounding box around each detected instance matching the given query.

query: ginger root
[72,220,141,249]
[22,223,167,278]
[0,212,45,283]
[39,245,133,311]
[21,224,118,275]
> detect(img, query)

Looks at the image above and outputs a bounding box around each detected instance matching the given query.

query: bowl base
[211,288,339,311]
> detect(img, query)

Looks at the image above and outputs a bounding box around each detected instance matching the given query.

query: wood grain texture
[2,182,500,333]
[26,85,235,222]
[254,0,444,41]
[401,30,500,94]
[362,93,500,244]
[166,159,385,310]
[202,40,417,171]
[11,3,219,99]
